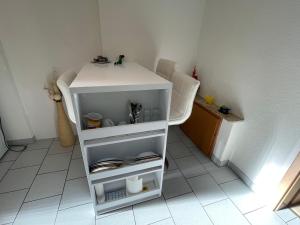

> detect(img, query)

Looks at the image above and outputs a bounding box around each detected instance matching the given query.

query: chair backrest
[156,58,176,81]
[170,71,200,125]
[57,70,77,124]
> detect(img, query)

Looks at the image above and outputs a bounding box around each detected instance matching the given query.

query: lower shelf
[95,189,161,214]
[93,171,161,214]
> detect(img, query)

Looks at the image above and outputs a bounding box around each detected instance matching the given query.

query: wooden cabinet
[180,97,242,165]
[181,103,221,157]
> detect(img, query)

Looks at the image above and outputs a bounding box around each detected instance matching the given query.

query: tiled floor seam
[243,205,289,225]
[0,150,23,183]
[285,216,300,223]
[147,217,173,225]
[183,171,230,208]
[201,201,217,225]
[242,205,266,216]
[217,182,267,216]
[66,175,87,182]
[181,170,209,180]
[23,193,62,204]
[11,145,52,224]
[131,203,137,225]
[162,194,178,225]
[38,169,68,176]
[0,188,28,195]
[9,163,47,171]
[216,178,240,185]
[54,146,75,225]
[57,202,91,212]
[226,195,256,223]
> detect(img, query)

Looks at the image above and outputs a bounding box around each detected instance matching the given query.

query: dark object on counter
[129,101,143,124]
[92,55,110,64]
[114,55,125,65]
[218,105,231,114]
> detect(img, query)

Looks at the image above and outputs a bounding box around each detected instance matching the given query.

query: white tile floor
[0,126,298,225]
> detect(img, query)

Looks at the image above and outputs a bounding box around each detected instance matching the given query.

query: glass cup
[151,108,160,121]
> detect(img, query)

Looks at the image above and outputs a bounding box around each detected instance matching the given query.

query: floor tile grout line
[147,217,173,225]
[131,204,137,225]
[23,193,62,204]
[217,180,267,216]
[162,194,178,225]
[0,149,24,183]
[25,138,55,151]
[38,169,68,176]
[0,188,29,195]
[58,201,92,212]
[11,140,53,224]
[3,133,283,225]
[66,175,87,182]
[226,195,255,223]
[183,167,230,208]
[179,167,231,225]
[167,139,254,221]
[216,177,240,185]
[200,197,230,208]
[200,200,216,225]
[285,215,299,223]
[54,144,75,225]
[243,205,291,225]
[9,161,48,171]
[242,205,267,216]
[286,217,300,223]
[172,153,209,176]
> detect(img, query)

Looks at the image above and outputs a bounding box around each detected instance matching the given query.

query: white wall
[98,0,206,73]
[0,0,102,139]
[197,0,300,200]
[0,41,33,141]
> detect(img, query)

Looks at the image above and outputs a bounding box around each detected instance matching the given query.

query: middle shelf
[85,134,166,181]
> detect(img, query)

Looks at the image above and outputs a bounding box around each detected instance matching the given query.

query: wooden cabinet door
[180,103,221,157]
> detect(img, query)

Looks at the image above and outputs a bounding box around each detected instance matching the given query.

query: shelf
[71,63,171,214]
[95,189,160,214]
[94,172,160,214]
[80,121,167,140]
[90,160,163,182]
[84,129,165,148]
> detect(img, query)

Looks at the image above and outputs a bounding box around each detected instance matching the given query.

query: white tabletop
[70,62,171,93]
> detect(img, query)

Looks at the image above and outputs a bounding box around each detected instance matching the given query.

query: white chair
[168,71,200,126]
[57,70,77,124]
[156,58,176,81]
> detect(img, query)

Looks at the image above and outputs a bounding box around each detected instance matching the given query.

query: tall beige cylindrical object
[56,101,75,147]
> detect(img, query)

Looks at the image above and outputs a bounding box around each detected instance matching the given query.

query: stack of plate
[89,152,161,173]
[89,158,124,173]
[128,152,161,164]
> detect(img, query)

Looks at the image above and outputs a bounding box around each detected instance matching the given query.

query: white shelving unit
[70,62,172,215]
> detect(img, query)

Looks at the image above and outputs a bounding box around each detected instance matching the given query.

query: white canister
[95,183,105,203]
[126,176,143,194]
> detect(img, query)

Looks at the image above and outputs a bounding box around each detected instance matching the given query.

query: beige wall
[197,0,300,200]
[98,0,206,73]
[0,41,33,141]
[0,0,102,139]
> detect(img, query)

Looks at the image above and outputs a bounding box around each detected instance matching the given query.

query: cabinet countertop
[70,62,172,93]
[195,96,243,122]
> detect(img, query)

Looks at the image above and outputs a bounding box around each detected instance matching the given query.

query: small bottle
[192,66,198,80]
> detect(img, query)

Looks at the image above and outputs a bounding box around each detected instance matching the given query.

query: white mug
[126,176,143,194]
